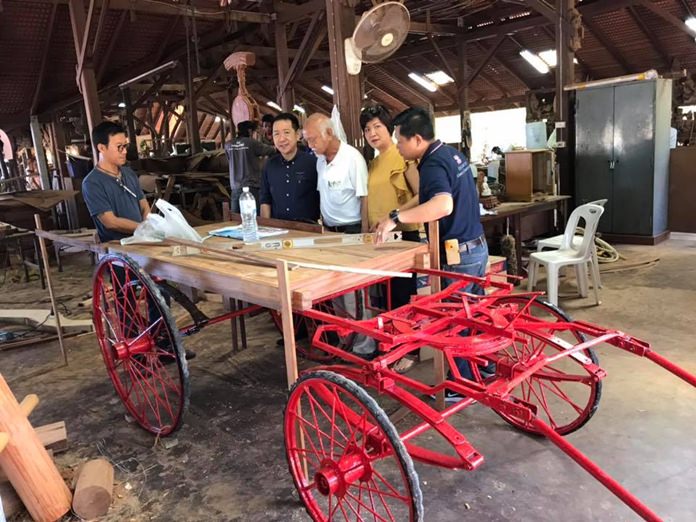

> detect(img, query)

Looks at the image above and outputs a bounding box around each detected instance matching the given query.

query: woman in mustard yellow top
[361,106,420,236]
[360,105,422,372]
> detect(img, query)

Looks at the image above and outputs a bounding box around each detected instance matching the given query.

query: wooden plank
[428,221,445,411]
[277,260,298,386]
[35,421,68,454]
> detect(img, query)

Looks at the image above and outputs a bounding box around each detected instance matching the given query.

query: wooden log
[0,449,53,484]
[0,481,24,518]
[19,394,39,417]
[0,374,72,522]
[71,458,114,520]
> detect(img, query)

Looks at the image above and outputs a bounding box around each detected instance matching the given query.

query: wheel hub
[314,446,371,497]
[113,335,155,360]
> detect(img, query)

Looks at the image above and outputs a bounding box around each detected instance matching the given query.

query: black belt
[458,235,487,253]
[325,223,361,233]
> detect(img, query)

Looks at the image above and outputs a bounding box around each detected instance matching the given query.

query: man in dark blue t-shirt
[375,107,489,399]
[259,112,319,223]
[82,121,149,242]
[82,121,194,360]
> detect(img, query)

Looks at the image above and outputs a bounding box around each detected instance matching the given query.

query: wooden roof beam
[31,0,58,114]
[279,12,327,97]
[368,65,434,107]
[583,17,632,74]
[627,6,672,69]
[638,0,696,39]
[293,83,333,113]
[97,10,127,83]
[364,81,409,113]
[275,0,323,24]
[67,0,272,23]
[463,34,506,90]
[475,40,534,91]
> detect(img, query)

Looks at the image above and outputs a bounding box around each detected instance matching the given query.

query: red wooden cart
[280,269,696,522]
[90,247,694,521]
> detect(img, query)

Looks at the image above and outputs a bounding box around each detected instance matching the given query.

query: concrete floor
[1,239,695,521]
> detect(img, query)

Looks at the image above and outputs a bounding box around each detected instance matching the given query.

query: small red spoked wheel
[92,254,188,436]
[285,371,423,522]
[489,296,602,436]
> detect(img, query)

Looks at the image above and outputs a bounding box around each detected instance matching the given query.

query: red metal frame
[292,268,696,521]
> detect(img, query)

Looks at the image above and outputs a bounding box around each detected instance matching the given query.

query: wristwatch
[388,208,401,225]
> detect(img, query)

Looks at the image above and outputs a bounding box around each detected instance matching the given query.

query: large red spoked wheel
[92,254,188,436]
[285,371,423,522]
[489,296,602,436]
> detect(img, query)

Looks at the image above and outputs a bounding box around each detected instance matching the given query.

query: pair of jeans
[442,240,489,380]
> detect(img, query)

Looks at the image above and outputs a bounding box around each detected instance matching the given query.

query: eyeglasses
[115,144,129,153]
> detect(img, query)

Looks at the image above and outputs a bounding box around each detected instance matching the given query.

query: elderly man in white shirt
[303,113,369,233]
[303,113,375,358]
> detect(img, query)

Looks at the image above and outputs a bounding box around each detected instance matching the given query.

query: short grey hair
[306,113,335,137]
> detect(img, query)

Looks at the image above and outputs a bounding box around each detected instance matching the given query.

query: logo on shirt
[327,176,345,190]
[453,154,462,165]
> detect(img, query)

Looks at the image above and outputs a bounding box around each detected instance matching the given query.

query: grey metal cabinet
[575,79,671,240]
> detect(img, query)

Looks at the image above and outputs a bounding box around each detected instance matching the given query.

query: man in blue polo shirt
[375,107,489,399]
[82,121,149,242]
[259,113,319,222]
[82,121,194,359]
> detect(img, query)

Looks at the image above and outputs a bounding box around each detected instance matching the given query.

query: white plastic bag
[331,105,348,143]
[121,199,203,245]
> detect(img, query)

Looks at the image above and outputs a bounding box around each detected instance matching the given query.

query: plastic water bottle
[239,187,259,242]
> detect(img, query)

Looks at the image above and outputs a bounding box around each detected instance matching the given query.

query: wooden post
[274,14,295,111]
[276,260,298,387]
[184,18,201,154]
[34,214,69,366]
[555,0,575,196]
[457,36,471,159]
[427,221,445,410]
[324,0,363,147]
[68,0,103,163]
[0,374,72,522]
[122,87,139,160]
[29,116,50,190]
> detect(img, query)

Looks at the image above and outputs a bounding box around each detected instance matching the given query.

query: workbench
[481,195,570,275]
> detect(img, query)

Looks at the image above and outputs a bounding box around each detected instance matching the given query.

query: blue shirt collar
[422,139,443,160]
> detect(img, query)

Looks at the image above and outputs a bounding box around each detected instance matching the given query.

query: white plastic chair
[528,203,605,306]
[536,199,608,289]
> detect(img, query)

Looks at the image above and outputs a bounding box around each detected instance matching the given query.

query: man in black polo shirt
[375,107,489,398]
[259,112,319,223]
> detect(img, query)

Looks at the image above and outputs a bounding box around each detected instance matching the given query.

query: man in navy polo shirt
[375,107,489,399]
[259,113,319,222]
